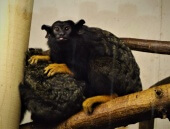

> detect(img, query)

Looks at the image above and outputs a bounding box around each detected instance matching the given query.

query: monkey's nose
[59,34,64,36]
[59,32,64,37]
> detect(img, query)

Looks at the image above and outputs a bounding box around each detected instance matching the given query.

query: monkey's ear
[76,19,85,26]
[41,24,52,32]
[75,19,85,30]
[66,20,75,26]
[41,25,52,38]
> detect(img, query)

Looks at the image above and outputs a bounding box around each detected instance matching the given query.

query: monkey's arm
[28,55,50,64]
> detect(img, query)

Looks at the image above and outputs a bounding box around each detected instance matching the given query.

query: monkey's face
[52,21,73,42]
[41,19,85,42]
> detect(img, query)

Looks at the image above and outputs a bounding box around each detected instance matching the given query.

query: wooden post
[0,0,34,129]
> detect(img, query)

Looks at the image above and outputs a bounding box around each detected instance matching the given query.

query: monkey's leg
[44,63,74,77]
[83,94,118,114]
[29,55,50,64]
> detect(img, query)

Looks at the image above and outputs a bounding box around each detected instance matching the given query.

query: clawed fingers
[44,63,74,77]
[28,55,50,65]
[28,56,39,65]
[44,64,57,75]
[44,66,51,74]
[45,68,56,77]
[82,99,94,115]
[82,95,113,115]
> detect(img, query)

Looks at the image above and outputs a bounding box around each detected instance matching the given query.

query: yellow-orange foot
[82,94,118,114]
[44,63,74,77]
[28,55,50,64]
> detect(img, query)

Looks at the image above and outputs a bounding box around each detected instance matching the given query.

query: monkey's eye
[54,27,59,32]
[65,26,70,31]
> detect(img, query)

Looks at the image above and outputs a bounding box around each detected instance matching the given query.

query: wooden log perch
[120,38,170,55]
[20,84,170,129]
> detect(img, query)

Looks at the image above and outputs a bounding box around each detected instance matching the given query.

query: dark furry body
[20,49,85,125]
[44,20,142,97]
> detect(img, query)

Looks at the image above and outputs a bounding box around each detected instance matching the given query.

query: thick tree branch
[120,38,170,55]
[55,84,170,129]
[20,84,170,129]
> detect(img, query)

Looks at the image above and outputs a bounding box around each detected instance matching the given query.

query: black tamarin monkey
[29,19,142,114]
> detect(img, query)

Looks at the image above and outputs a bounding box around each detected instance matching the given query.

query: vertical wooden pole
[0,0,34,129]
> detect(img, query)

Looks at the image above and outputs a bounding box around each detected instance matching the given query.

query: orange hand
[28,55,50,64]
[44,63,73,77]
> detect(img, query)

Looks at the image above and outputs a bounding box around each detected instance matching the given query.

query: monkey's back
[79,26,142,96]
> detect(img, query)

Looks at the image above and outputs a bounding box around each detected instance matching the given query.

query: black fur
[42,19,142,97]
[20,49,86,126]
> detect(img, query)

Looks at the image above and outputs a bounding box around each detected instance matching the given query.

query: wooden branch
[120,38,170,55]
[55,84,170,129]
[20,84,170,129]
[139,76,170,129]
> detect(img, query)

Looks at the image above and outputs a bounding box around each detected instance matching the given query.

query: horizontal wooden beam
[121,38,170,55]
